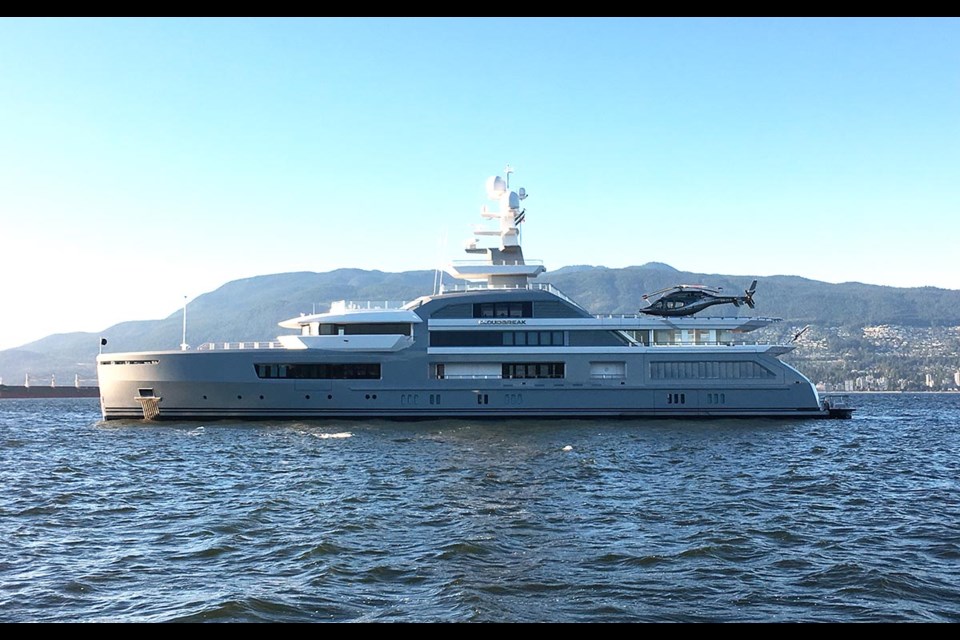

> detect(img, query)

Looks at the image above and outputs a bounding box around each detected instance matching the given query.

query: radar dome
[485,176,507,198]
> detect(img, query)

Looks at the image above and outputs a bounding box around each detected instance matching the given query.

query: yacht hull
[97,347,834,421]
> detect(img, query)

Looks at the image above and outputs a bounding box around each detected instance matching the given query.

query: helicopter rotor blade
[643,286,677,299]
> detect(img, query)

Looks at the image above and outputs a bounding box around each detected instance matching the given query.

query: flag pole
[180,295,189,351]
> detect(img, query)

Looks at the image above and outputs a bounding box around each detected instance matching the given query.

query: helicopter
[639,280,758,317]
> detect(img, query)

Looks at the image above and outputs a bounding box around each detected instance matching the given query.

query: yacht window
[502,362,565,379]
[650,360,775,380]
[254,363,381,379]
[430,331,502,347]
[433,330,567,348]
[338,323,411,336]
[499,331,566,347]
[473,302,533,318]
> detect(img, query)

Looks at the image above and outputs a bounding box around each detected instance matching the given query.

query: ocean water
[1,394,959,622]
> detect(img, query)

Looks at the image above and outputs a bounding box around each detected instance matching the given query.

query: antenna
[180,295,189,351]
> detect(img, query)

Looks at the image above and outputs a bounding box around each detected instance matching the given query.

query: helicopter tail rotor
[744,280,758,309]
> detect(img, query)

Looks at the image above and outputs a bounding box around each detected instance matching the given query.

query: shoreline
[0,385,100,399]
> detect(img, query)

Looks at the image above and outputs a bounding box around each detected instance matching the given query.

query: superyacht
[97,168,851,420]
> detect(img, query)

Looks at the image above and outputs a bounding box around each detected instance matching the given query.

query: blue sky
[1,18,958,350]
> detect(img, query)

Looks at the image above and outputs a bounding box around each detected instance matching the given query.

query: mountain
[545,270,960,326]
[2,264,960,386]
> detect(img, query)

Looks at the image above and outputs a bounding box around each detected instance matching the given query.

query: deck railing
[439,281,583,309]
[643,340,772,347]
[330,300,411,312]
[449,259,545,266]
[196,341,283,351]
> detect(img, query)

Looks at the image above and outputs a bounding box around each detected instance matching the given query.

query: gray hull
[97,343,829,421]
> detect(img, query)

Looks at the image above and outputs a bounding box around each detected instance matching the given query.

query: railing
[822,394,850,408]
[644,340,772,347]
[330,300,411,312]
[595,314,782,322]
[196,341,283,351]
[450,259,545,266]
[439,281,583,309]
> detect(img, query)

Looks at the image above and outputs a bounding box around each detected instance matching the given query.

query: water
[2,394,959,622]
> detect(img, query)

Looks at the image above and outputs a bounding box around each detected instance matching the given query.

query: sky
[1,18,958,350]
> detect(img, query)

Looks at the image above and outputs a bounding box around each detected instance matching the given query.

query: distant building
[925,373,935,388]
[955,370,960,387]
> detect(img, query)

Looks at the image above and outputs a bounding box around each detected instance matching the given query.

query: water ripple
[2,395,960,621]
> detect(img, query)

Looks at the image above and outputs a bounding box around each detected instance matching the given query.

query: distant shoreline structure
[0,385,100,399]
[843,390,960,394]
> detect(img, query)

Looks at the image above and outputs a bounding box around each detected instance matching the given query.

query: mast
[445,166,542,288]
[180,295,189,351]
